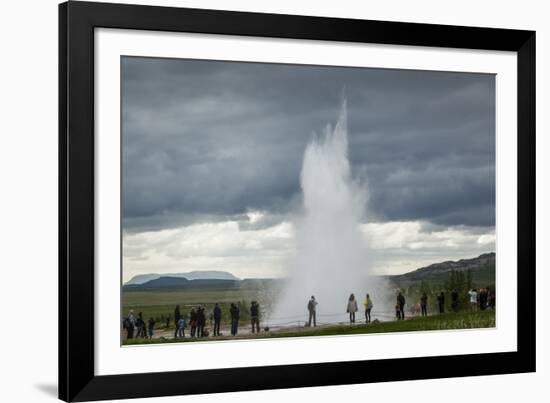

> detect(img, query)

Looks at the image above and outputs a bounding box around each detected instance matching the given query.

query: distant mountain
[125,276,241,290]
[124,275,286,291]
[123,254,495,291]
[389,252,495,287]
[125,273,162,285]
[125,270,240,285]
[137,276,190,288]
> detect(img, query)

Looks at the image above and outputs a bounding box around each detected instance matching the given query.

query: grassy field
[123,309,495,345]
[122,287,273,328]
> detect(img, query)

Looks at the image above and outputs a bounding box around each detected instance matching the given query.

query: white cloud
[123,219,295,282]
[123,218,495,282]
[360,221,495,275]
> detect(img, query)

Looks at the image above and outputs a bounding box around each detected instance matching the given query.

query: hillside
[123,253,495,291]
[389,252,495,287]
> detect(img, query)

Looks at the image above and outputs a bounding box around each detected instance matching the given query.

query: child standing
[177,316,186,338]
[395,303,402,320]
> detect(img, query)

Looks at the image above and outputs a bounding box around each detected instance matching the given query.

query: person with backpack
[213,303,222,336]
[176,315,186,338]
[123,310,136,339]
[364,293,373,323]
[148,317,155,339]
[420,292,428,317]
[230,303,240,336]
[307,296,317,327]
[250,301,260,333]
[346,294,358,324]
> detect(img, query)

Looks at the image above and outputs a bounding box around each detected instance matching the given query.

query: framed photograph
[59,1,535,401]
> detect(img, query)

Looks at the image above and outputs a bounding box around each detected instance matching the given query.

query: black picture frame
[59,1,536,401]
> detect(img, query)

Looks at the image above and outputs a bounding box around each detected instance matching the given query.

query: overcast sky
[122,56,495,282]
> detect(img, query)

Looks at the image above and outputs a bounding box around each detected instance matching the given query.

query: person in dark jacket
[364,294,373,324]
[420,292,428,317]
[136,312,147,338]
[487,288,496,309]
[451,289,460,312]
[397,292,406,320]
[437,291,445,314]
[250,301,260,333]
[213,303,222,336]
[196,306,206,337]
[189,308,197,337]
[451,289,459,312]
[230,303,240,336]
[174,305,181,338]
[148,317,155,339]
[307,296,318,327]
[479,288,488,310]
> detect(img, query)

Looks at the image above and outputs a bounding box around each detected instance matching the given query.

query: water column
[272,98,374,326]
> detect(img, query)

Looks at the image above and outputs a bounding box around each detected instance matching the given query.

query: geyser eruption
[272,98,380,325]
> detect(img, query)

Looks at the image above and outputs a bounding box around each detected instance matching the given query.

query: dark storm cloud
[122,57,495,231]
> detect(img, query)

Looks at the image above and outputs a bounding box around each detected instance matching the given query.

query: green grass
[122,287,270,328]
[123,288,262,306]
[122,309,495,346]
[279,309,496,337]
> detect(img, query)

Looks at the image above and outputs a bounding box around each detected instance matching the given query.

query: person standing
[347,294,358,324]
[197,306,206,337]
[189,308,197,337]
[468,289,478,311]
[136,312,146,338]
[176,315,186,338]
[148,317,155,339]
[307,296,318,327]
[479,288,488,310]
[437,291,445,314]
[174,305,182,338]
[420,292,428,317]
[488,288,496,309]
[397,292,406,320]
[213,303,222,336]
[230,303,240,336]
[250,301,260,333]
[364,293,373,323]
[451,289,459,312]
[124,310,136,339]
